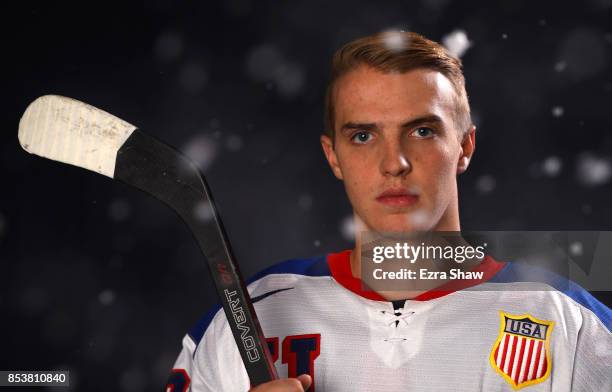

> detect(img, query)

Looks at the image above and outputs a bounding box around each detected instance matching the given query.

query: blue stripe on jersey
[245,255,330,285]
[188,255,330,346]
[188,303,222,347]
[489,262,611,332]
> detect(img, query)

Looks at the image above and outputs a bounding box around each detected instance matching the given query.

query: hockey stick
[18,95,278,386]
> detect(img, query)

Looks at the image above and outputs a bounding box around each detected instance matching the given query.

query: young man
[166,31,611,391]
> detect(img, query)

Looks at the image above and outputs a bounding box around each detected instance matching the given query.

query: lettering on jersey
[505,318,548,340]
[224,289,260,362]
[282,334,321,392]
[165,368,190,392]
[490,311,554,389]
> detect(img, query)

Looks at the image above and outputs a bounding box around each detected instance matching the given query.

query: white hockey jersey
[167,250,611,391]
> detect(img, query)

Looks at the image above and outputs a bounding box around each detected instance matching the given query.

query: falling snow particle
[108,199,131,222]
[442,30,472,58]
[559,28,607,80]
[569,241,583,257]
[314,240,321,247]
[576,153,612,186]
[98,289,115,306]
[154,32,183,62]
[183,135,217,171]
[341,215,355,240]
[245,44,305,98]
[501,33,508,40]
[298,194,313,210]
[225,135,243,152]
[552,106,564,118]
[382,30,406,52]
[246,44,283,82]
[275,62,305,98]
[542,156,562,177]
[476,175,496,194]
[193,201,214,222]
[407,209,432,230]
[554,61,567,72]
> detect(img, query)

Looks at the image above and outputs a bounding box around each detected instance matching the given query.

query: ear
[457,125,476,174]
[320,134,344,180]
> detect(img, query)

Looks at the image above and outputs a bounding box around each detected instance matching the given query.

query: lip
[376,188,419,207]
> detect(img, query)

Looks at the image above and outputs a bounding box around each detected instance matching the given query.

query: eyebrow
[339,114,443,134]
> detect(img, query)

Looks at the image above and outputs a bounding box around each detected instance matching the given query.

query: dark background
[1,0,611,390]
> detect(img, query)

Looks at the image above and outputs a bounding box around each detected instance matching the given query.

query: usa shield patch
[490,311,554,389]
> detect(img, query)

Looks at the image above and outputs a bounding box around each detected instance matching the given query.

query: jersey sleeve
[166,309,251,392]
[569,304,612,391]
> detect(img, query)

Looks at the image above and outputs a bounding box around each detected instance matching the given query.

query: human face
[321,66,475,233]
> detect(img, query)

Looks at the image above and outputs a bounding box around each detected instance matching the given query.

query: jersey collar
[327,249,506,302]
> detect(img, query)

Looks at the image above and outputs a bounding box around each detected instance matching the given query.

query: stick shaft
[115,130,278,385]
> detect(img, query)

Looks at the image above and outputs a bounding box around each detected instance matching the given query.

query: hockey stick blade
[18,95,278,386]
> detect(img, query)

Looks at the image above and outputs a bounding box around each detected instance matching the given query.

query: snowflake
[341,215,355,240]
[183,134,217,171]
[442,30,472,58]
[552,106,564,118]
[476,175,496,193]
[576,153,612,186]
[98,289,115,306]
[542,156,562,177]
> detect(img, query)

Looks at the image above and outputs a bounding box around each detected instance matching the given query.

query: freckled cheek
[339,163,379,212]
[345,174,376,206]
[338,151,378,183]
[413,150,457,193]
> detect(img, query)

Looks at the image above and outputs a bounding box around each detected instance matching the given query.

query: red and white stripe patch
[490,312,554,389]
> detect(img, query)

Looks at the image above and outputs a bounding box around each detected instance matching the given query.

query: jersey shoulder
[188,254,331,346]
[489,261,611,332]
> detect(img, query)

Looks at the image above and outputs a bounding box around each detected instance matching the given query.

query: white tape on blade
[18,95,137,178]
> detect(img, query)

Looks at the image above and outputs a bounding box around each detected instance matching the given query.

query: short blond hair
[324,31,472,139]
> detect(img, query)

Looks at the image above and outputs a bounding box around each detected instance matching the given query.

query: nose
[379,138,411,177]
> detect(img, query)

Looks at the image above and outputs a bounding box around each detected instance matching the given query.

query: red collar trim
[326,249,506,302]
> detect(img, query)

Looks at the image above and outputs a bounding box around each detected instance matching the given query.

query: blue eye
[412,127,434,138]
[351,131,373,144]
